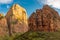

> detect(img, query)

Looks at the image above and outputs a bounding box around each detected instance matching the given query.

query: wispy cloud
[0,0,13,4]
[37,0,60,9]
[7,5,10,8]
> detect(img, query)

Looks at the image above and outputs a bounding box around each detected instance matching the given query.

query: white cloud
[37,0,60,9]
[0,0,13,4]
[7,5,10,8]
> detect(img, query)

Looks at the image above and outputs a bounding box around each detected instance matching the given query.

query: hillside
[13,31,60,40]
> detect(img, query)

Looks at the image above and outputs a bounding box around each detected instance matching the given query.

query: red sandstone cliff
[0,14,8,36]
[29,5,60,32]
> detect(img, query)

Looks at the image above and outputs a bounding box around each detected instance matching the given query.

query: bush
[0,16,4,19]
[11,20,18,24]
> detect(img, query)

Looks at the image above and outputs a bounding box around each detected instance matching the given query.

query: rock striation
[0,14,8,36]
[29,5,60,32]
[5,4,28,35]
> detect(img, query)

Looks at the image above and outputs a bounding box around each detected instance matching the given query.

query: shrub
[0,16,4,19]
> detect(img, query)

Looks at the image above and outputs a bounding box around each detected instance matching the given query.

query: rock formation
[29,5,60,32]
[0,14,8,36]
[5,4,28,35]
[0,4,60,36]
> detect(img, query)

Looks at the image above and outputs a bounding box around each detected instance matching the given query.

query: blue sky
[0,0,60,16]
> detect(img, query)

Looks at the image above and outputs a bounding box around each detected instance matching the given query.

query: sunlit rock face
[29,5,60,32]
[6,4,28,35]
[0,14,8,36]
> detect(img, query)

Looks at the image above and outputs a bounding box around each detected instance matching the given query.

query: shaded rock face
[29,5,60,32]
[0,14,8,36]
[5,4,28,35]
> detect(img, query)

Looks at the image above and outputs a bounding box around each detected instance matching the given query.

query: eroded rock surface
[6,4,28,35]
[29,5,60,32]
[0,14,8,36]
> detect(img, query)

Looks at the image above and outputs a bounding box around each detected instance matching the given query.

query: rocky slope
[29,5,60,32]
[5,4,28,35]
[0,14,8,36]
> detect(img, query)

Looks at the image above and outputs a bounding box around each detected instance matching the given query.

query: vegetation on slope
[0,31,60,40]
[14,31,60,40]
